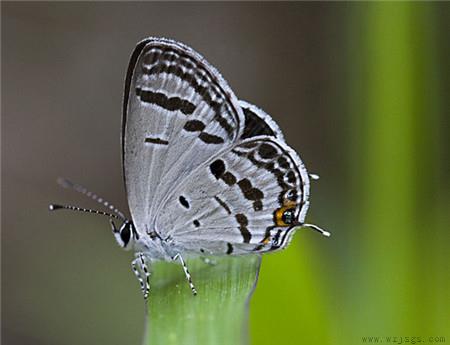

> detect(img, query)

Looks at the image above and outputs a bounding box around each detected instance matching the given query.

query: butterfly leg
[131,252,150,300]
[173,253,197,296]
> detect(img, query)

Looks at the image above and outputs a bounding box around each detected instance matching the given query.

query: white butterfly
[50,37,330,299]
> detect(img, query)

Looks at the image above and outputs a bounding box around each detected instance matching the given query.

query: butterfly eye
[281,208,296,225]
[120,223,131,247]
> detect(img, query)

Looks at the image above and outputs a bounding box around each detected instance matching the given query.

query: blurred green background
[2,2,448,345]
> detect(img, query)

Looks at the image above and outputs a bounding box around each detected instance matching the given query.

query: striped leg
[173,253,197,296]
[131,252,150,300]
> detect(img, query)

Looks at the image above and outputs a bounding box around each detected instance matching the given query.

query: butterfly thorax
[130,226,179,261]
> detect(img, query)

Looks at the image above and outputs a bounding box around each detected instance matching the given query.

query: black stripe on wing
[140,45,238,139]
[136,88,196,115]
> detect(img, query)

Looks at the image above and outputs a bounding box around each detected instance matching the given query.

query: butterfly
[50,37,330,299]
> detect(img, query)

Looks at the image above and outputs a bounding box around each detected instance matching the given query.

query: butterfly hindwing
[156,136,310,255]
[123,38,245,234]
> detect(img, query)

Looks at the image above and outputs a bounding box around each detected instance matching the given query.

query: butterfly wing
[122,38,245,234]
[156,136,310,255]
[239,100,285,142]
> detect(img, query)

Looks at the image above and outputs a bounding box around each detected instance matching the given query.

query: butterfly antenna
[57,177,126,220]
[49,204,123,220]
[302,223,331,237]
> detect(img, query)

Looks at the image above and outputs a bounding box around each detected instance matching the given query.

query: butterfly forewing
[123,38,245,235]
[156,136,310,255]
[239,100,286,142]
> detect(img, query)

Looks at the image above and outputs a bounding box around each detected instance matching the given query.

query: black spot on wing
[226,242,234,255]
[193,220,200,227]
[209,160,236,186]
[277,156,290,169]
[235,213,251,243]
[237,179,264,200]
[221,172,237,186]
[237,178,264,211]
[184,120,205,132]
[253,200,263,211]
[199,132,224,144]
[286,171,296,184]
[258,143,278,159]
[210,159,225,179]
[179,195,190,209]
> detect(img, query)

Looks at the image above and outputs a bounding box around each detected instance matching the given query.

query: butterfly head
[112,219,138,250]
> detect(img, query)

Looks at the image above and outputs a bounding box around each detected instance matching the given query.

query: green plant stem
[142,255,261,345]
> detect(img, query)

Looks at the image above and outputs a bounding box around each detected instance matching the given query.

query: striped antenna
[57,178,126,220]
[49,204,122,220]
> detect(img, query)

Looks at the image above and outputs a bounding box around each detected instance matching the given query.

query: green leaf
[143,255,261,345]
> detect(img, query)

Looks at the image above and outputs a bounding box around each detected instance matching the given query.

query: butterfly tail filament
[302,223,331,237]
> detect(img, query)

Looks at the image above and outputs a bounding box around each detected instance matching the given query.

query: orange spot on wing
[274,200,297,227]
